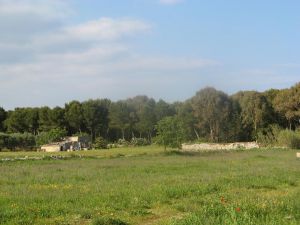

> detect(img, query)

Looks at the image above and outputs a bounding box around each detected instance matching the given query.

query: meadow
[0,146,299,225]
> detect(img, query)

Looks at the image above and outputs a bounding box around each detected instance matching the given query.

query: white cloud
[0,0,219,109]
[159,0,184,5]
[0,0,70,46]
[29,17,151,55]
[0,0,71,18]
[107,56,219,72]
[65,18,150,41]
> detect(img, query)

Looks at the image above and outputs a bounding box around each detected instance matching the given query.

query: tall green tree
[154,99,175,122]
[233,91,274,140]
[38,107,53,132]
[5,108,40,134]
[155,116,187,150]
[50,107,66,130]
[135,99,156,141]
[82,99,110,140]
[5,108,28,133]
[175,101,198,141]
[263,89,285,127]
[190,87,237,142]
[109,101,131,140]
[24,108,39,135]
[65,101,84,134]
[126,96,157,139]
[0,107,7,132]
[273,83,300,130]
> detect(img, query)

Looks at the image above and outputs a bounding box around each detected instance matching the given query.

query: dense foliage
[0,82,299,150]
[0,133,35,150]
[155,116,187,150]
[35,128,67,146]
[92,137,108,149]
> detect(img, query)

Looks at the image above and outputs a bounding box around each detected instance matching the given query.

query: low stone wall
[182,142,259,151]
[41,145,61,152]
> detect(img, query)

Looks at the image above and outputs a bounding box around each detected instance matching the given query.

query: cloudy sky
[1,0,299,109]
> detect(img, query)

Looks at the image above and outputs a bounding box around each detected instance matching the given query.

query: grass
[0,145,162,160]
[0,146,299,224]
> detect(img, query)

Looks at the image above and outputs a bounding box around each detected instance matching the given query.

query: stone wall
[182,142,259,151]
[41,145,61,152]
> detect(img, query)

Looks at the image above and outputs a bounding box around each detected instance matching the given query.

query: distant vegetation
[0,82,300,150]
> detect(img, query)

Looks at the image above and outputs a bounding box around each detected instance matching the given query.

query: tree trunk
[91,130,94,142]
[210,125,214,142]
[106,127,110,139]
[122,129,125,140]
[194,128,200,140]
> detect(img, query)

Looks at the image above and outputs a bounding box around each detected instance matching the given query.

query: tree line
[0,82,299,150]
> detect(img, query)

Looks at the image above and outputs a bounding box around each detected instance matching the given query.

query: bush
[117,139,130,147]
[193,137,210,144]
[277,129,300,149]
[0,132,36,150]
[93,137,108,149]
[14,133,35,149]
[0,133,8,150]
[36,128,67,146]
[257,124,281,146]
[130,138,150,146]
[155,116,188,150]
[107,143,118,149]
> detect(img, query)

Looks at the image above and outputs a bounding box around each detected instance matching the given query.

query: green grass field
[0,146,299,225]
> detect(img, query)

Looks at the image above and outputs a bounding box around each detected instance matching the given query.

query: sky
[0,0,300,109]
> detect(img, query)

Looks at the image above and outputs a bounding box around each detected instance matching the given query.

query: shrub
[193,137,210,144]
[0,133,8,150]
[107,143,118,149]
[277,129,300,149]
[14,133,35,149]
[93,137,108,149]
[257,124,281,146]
[36,128,67,146]
[0,132,35,150]
[130,138,150,146]
[155,116,188,150]
[117,139,130,147]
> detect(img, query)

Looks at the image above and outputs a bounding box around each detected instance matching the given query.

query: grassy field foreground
[0,146,299,225]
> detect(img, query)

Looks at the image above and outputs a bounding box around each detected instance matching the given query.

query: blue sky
[0,0,299,109]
